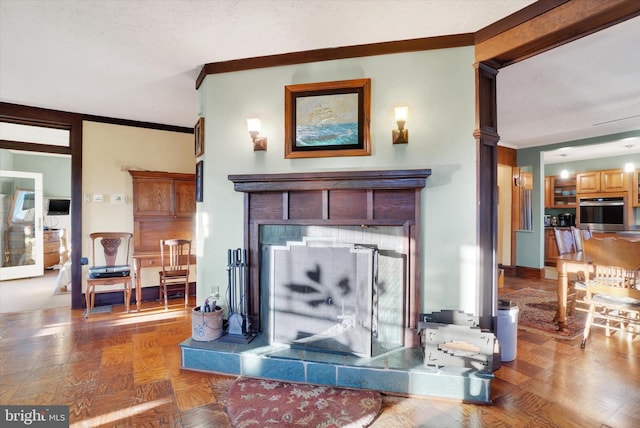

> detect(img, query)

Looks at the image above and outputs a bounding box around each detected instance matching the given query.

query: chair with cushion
[581,237,640,348]
[553,227,579,315]
[85,232,133,317]
[159,239,192,310]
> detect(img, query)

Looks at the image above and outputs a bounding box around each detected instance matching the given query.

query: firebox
[260,225,405,358]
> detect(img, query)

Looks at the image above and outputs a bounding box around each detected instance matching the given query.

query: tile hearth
[180,334,493,403]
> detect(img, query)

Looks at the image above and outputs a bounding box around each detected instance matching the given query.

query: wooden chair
[569,225,593,310]
[553,228,579,315]
[159,239,192,310]
[581,237,640,348]
[570,225,592,253]
[85,232,133,317]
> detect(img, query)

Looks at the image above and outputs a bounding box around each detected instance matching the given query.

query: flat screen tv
[47,198,71,216]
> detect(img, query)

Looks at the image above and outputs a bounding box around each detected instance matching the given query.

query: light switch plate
[93,194,103,202]
[111,194,127,204]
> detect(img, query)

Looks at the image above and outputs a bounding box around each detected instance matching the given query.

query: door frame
[0,103,83,308]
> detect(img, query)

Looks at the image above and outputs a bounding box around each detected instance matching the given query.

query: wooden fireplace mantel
[229,169,432,192]
[228,168,431,346]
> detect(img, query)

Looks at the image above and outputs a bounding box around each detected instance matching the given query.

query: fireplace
[181,169,496,403]
[262,226,405,357]
[229,169,431,349]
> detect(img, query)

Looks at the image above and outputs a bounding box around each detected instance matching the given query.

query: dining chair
[569,225,594,311]
[553,228,579,315]
[581,237,640,348]
[570,225,593,252]
[85,232,133,318]
[159,239,192,310]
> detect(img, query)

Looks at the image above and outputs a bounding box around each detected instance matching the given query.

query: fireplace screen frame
[269,236,377,357]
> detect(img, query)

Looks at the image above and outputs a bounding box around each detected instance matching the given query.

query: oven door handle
[579,201,625,206]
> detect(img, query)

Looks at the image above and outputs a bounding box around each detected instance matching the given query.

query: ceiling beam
[475,0,640,67]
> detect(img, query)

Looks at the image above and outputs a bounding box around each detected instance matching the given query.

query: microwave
[578,196,626,231]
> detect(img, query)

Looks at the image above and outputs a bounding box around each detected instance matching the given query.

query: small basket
[191,306,223,341]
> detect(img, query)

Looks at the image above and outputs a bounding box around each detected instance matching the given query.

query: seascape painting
[295,93,359,148]
[284,78,370,159]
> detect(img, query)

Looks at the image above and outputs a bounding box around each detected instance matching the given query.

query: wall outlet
[93,194,103,202]
[111,193,127,204]
[83,193,90,203]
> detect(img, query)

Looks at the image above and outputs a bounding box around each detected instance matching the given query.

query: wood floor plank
[0,280,637,427]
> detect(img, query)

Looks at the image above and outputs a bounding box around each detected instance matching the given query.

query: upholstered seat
[85,232,133,317]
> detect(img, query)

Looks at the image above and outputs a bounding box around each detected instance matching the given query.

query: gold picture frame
[194,117,205,157]
[284,78,371,159]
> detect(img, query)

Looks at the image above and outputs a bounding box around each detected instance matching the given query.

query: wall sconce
[392,106,408,144]
[246,118,267,151]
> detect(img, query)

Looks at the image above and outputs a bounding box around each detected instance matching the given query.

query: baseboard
[498,265,517,277]
[515,266,545,279]
[88,282,196,308]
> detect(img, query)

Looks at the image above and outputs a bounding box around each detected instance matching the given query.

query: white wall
[82,121,194,290]
[198,47,478,314]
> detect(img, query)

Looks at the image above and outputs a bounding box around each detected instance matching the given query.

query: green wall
[198,47,479,314]
[517,130,640,268]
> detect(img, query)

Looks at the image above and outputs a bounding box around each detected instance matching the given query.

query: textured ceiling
[0,0,534,127]
[1,0,639,160]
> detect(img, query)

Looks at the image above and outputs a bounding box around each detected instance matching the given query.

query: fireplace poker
[227,248,246,336]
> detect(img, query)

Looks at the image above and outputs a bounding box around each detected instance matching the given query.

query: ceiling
[1,0,639,161]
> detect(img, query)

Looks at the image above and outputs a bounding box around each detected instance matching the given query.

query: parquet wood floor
[1,276,638,427]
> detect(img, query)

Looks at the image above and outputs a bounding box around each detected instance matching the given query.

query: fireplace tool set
[223,248,254,343]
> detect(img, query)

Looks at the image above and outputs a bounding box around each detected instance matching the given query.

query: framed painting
[194,117,205,157]
[195,160,203,202]
[284,78,371,159]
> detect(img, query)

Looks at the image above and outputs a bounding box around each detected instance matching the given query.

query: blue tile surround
[180,334,493,403]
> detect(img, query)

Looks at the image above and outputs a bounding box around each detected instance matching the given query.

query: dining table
[553,251,593,331]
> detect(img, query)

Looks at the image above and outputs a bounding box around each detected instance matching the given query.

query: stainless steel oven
[578,196,626,231]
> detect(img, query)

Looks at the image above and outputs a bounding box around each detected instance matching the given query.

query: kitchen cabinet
[576,169,627,193]
[130,171,196,253]
[549,175,576,208]
[544,176,551,209]
[632,169,639,207]
[601,169,627,192]
[576,171,600,193]
[544,228,559,266]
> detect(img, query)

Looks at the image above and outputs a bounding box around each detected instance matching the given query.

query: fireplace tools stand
[220,248,254,343]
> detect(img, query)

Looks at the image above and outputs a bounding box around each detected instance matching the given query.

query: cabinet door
[600,169,627,192]
[544,176,551,209]
[133,179,174,216]
[634,169,640,207]
[175,179,196,216]
[545,229,559,265]
[576,171,600,193]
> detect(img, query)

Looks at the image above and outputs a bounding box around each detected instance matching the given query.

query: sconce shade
[246,118,261,133]
[247,118,267,151]
[393,106,408,144]
[394,106,408,122]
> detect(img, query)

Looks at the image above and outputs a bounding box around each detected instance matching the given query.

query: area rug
[226,377,381,427]
[500,288,586,340]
